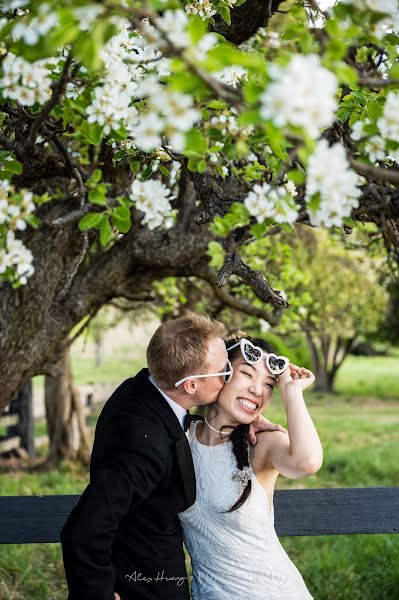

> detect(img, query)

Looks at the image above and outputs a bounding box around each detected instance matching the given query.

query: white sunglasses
[227,338,289,376]
[174,359,233,388]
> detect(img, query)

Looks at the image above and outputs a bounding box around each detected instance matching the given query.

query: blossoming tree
[0,0,398,411]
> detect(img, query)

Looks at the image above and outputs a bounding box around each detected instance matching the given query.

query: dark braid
[226,424,252,512]
[224,333,275,512]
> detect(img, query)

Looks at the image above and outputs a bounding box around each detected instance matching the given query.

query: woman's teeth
[238,398,257,411]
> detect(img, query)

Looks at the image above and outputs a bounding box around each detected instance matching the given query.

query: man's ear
[182,379,198,395]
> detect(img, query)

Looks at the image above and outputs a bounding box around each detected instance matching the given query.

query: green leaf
[287,169,305,185]
[100,216,112,246]
[219,6,231,25]
[211,216,230,237]
[207,241,225,269]
[388,62,399,80]
[4,160,22,175]
[185,129,207,154]
[250,222,267,240]
[111,213,131,234]
[25,214,41,229]
[159,165,171,178]
[334,62,358,86]
[73,20,116,70]
[130,160,141,174]
[197,159,207,173]
[141,165,153,180]
[367,100,383,122]
[207,100,227,110]
[91,169,102,184]
[114,206,131,220]
[78,212,104,231]
[88,189,107,206]
[326,39,347,60]
[80,121,103,145]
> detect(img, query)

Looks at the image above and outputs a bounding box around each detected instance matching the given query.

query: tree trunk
[44,348,91,465]
[306,333,355,393]
[95,339,102,367]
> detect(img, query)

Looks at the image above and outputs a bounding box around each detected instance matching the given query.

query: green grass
[1,350,399,599]
[334,351,399,400]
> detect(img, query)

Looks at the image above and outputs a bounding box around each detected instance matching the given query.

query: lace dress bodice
[178,421,314,600]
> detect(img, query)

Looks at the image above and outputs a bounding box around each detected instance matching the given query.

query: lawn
[0,351,398,599]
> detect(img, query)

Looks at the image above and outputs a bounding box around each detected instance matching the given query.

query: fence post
[6,380,35,458]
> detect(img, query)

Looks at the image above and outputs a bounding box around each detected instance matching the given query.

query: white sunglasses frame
[227,338,289,376]
[174,359,233,388]
[227,338,263,364]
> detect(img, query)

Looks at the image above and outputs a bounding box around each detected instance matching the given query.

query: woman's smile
[236,396,260,413]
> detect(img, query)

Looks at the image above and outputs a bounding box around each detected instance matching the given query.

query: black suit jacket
[60,369,196,600]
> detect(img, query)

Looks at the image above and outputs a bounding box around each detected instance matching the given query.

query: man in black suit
[60,312,283,599]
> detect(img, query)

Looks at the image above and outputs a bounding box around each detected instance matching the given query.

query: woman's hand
[277,363,315,397]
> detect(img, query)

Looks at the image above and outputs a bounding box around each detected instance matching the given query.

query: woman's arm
[260,366,323,479]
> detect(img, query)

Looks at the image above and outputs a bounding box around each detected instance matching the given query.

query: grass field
[0,349,398,599]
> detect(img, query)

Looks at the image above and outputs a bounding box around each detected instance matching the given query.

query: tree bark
[44,348,91,465]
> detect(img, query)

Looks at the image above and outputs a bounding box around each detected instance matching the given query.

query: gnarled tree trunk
[44,348,91,465]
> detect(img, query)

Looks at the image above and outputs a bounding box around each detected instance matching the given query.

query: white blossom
[12,4,58,45]
[133,114,164,152]
[259,319,271,333]
[350,120,366,141]
[185,0,216,20]
[260,54,338,138]
[0,53,52,106]
[0,230,34,284]
[154,11,190,49]
[306,139,361,227]
[214,66,248,88]
[244,182,300,224]
[378,92,399,142]
[73,5,104,31]
[130,179,174,230]
[364,136,386,162]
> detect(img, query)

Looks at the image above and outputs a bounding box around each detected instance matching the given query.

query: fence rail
[0,487,398,544]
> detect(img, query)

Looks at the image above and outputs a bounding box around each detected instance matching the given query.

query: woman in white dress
[179,335,323,600]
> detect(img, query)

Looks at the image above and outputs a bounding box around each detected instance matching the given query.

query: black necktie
[184,411,203,432]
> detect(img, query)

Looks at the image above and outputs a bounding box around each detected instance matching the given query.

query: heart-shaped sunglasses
[227,338,289,376]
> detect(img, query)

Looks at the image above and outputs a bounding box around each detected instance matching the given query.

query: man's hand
[248,414,287,446]
[114,594,121,600]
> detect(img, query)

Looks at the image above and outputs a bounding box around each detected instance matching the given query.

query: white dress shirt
[148,375,187,430]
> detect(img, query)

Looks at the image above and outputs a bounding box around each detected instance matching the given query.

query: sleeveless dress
[179,421,314,600]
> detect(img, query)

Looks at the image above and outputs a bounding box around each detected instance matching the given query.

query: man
[60,312,284,600]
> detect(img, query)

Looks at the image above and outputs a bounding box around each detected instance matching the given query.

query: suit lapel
[136,369,196,507]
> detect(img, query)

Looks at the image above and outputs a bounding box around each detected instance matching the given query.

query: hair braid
[227,423,252,512]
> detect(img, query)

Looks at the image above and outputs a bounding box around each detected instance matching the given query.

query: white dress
[179,421,314,600]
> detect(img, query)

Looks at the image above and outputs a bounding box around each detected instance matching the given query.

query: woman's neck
[197,409,237,446]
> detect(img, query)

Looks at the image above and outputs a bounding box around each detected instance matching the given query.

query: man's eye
[242,371,252,377]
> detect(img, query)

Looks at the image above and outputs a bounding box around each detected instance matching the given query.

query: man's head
[147,312,228,407]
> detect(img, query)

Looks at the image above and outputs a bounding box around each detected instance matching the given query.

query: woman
[179,335,323,599]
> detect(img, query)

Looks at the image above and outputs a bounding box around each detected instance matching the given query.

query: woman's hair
[225,334,274,512]
[146,311,226,391]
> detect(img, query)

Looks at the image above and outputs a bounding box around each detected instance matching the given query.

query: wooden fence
[0,381,34,457]
[0,487,398,544]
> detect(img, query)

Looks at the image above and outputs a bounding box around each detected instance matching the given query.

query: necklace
[204,416,232,436]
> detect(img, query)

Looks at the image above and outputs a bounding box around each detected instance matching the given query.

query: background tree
[0,0,399,412]
[270,229,388,391]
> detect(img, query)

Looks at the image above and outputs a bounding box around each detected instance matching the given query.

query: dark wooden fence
[0,381,34,457]
[0,487,398,544]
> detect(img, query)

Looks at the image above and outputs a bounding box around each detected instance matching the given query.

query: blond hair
[147,312,226,390]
